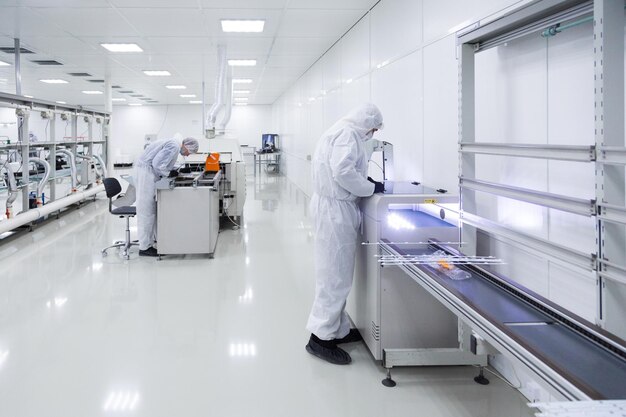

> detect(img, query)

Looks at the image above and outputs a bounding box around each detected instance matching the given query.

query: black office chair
[101,177,138,260]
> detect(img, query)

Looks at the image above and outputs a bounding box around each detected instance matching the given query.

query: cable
[369,159,383,173]
[472,364,522,390]
[223,195,240,229]
[45,119,49,140]
[156,105,170,136]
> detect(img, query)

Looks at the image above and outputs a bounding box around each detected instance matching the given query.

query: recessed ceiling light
[228,59,256,67]
[100,43,143,52]
[189,100,202,104]
[0,60,10,67]
[165,85,186,90]
[56,101,66,104]
[235,103,248,106]
[233,79,253,84]
[112,98,126,102]
[128,103,142,106]
[233,90,250,94]
[82,90,103,95]
[40,79,68,84]
[234,97,248,102]
[221,20,265,33]
[180,94,196,98]
[24,95,33,98]
[143,70,171,76]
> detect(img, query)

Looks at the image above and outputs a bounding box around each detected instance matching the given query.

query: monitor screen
[262,134,278,149]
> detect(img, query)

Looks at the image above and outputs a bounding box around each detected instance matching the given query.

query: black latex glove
[168,169,178,178]
[367,176,385,193]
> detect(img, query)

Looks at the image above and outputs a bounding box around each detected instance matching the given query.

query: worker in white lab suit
[135,137,199,257]
[306,103,385,365]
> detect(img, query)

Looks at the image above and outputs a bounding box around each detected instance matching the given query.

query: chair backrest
[103,177,122,199]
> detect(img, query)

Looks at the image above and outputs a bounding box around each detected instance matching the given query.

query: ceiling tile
[278,9,365,37]
[36,8,138,37]
[119,9,209,37]
[288,0,377,9]
[201,0,287,9]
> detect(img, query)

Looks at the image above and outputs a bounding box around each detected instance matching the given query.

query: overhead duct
[218,68,233,134]
[205,45,228,139]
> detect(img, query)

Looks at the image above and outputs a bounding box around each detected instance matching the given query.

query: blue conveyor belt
[387,243,626,400]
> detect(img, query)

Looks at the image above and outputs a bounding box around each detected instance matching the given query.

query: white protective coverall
[135,139,181,250]
[306,103,384,340]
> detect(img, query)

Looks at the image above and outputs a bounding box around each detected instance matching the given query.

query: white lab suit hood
[306,103,384,340]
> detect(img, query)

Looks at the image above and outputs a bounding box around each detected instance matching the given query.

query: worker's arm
[330,133,375,197]
[151,141,179,177]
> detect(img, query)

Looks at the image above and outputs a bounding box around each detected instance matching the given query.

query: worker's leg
[306,199,359,340]
[135,168,157,251]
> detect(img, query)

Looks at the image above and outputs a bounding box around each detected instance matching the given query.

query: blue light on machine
[387,213,416,231]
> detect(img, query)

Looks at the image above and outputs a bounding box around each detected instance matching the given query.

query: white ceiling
[0,0,378,107]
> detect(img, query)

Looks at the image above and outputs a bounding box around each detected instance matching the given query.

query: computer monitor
[262,134,278,150]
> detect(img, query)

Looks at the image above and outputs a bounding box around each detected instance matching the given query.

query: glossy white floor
[0,174,534,417]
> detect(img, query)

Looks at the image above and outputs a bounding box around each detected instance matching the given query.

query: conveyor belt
[383,241,626,400]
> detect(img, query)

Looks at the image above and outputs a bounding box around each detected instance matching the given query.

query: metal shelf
[460,142,596,162]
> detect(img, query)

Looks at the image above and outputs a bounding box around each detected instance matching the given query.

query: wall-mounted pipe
[56,149,78,191]
[218,68,233,133]
[0,184,104,235]
[4,162,18,218]
[205,45,227,138]
[541,15,593,37]
[29,157,50,205]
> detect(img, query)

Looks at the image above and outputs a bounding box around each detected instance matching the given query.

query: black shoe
[139,247,159,257]
[305,334,351,365]
[335,328,363,344]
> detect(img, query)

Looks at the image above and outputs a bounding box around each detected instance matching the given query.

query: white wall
[109,104,272,174]
[271,0,617,402]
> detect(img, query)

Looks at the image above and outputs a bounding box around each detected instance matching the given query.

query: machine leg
[382,368,396,387]
[474,367,490,385]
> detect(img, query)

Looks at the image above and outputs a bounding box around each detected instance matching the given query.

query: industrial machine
[183,138,246,224]
[347,182,487,383]
[155,170,222,258]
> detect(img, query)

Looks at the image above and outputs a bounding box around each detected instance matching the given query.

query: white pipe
[0,184,104,235]
[93,154,108,178]
[4,162,18,218]
[28,157,50,203]
[218,68,233,133]
[56,149,78,190]
[205,45,227,138]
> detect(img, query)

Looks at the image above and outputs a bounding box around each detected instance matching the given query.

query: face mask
[365,130,375,140]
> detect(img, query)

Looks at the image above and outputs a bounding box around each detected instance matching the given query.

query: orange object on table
[205,153,220,172]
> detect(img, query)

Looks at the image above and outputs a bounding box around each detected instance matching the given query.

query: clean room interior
[1,0,626,416]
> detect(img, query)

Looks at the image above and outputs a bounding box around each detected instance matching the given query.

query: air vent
[147,101,158,103]
[139,98,152,101]
[32,60,63,66]
[130,94,143,97]
[0,47,34,54]
[112,85,122,89]
[88,79,104,83]
[119,90,133,93]
[68,72,91,77]
[371,321,380,341]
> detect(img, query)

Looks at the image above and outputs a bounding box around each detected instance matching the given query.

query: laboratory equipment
[155,170,222,257]
[347,181,488,382]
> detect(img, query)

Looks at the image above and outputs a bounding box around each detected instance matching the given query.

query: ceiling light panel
[221,20,265,33]
[100,43,143,52]
[180,94,196,98]
[40,79,68,84]
[111,98,126,102]
[233,90,250,94]
[233,79,253,84]
[189,100,202,104]
[228,59,256,67]
[0,60,11,67]
[165,85,186,89]
[82,90,103,95]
